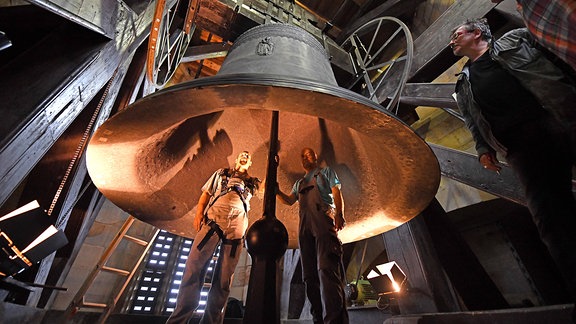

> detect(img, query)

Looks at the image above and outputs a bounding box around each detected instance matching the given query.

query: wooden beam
[29,43,139,308]
[0,1,160,206]
[383,211,463,313]
[197,0,236,36]
[336,0,426,43]
[409,0,496,79]
[421,199,511,310]
[28,0,124,38]
[429,144,526,206]
[400,82,458,109]
[220,0,325,40]
[372,0,497,116]
[492,0,524,26]
[181,42,231,63]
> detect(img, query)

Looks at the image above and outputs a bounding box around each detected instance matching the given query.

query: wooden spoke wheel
[341,17,414,113]
[146,0,199,88]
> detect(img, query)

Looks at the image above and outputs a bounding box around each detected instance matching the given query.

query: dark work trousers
[502,114,576,301]
[297,176,349,324]
[166,215,243,324]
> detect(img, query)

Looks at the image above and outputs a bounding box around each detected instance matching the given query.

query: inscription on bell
[256,37,274,56]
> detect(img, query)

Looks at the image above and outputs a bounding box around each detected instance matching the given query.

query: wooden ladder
[192,244,221,318]
[65,215,159,323]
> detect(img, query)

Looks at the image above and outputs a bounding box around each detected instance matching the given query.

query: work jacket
[455,28,576,157]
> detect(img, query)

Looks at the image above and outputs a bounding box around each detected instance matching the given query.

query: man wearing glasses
[450,18,576,313]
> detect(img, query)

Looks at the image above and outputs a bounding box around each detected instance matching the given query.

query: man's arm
[455,75,501,173]
[255,178,264,198]
[194,191,212,231]
[276,184,297,206]
[332,186,346,231]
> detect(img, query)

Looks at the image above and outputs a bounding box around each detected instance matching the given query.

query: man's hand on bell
[334,212,346,231]
[479,152,502,173]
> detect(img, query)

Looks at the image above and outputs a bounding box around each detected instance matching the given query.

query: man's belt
[197,219,242,257]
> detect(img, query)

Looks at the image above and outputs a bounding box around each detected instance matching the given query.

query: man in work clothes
[167,151,260,324]
[277,147,349,324]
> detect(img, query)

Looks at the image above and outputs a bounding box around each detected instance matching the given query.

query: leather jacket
[455,28,576,157]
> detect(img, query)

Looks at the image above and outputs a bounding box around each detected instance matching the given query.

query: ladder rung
[81,301,108,309]
[65,218,159,323]
[124,234,148,246]
[101,265,130,276]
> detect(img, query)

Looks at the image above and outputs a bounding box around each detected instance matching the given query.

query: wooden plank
[219,0,324,40]
[403,82,456,100]
[0,26,101,148]
[400,82,458,109]
[429,144,526,206]
[34,52,150,310]
[383,199,508,314]
[28,0,122,38]
[0,1,160,206]
[197,0,236,35]
[400,96,458,109]
[324,38,355,74]
[181,43,231,63]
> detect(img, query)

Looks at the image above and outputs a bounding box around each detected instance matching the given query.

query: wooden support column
[383,200,462,314]
[421,199,509,310]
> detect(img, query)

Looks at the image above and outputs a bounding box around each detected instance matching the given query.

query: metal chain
[54,181,92,230]
[47,67,119,218]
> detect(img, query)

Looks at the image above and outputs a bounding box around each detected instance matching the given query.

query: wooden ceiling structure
[0,0,544,318]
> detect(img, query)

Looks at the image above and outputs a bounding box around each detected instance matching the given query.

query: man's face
[235,152,252,171]
[301,149,317,171]
[449,26,474,57]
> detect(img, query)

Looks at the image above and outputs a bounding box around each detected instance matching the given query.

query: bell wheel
[341,17,414,113]
[146,0,199,88]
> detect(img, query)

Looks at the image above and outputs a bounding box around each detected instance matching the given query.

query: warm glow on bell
[338,211,405,243]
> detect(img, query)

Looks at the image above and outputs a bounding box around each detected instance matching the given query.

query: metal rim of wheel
[146,0,199,88]
[341,17,414,113]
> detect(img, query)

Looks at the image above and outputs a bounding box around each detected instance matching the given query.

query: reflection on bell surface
[86,23,440,248]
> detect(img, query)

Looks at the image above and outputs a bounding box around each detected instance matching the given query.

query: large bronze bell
[86,23,440,248]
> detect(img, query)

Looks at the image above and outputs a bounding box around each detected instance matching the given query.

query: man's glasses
[450,30,471,42]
